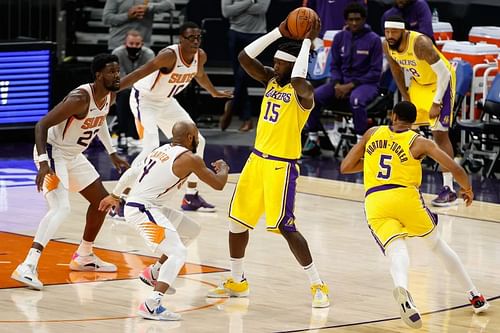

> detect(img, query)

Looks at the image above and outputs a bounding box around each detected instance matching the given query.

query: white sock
[186,187,197,195]
[442,172,454,190]
[386,238,409,290]
[77,240,93,256]
[24,248,42,268]
[308,132,319,141]
[230,257,245,282]
[145,291,164,309]
[303,262,322,285]
[151,261,162,280]
[425,232,476,296]
[468,288,480,300]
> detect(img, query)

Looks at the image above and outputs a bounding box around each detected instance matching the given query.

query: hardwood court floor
[0,175,499,333]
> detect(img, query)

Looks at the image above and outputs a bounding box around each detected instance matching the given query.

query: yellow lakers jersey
[387,31,453,85]
[363,126,422,191]
[254,78,313,159]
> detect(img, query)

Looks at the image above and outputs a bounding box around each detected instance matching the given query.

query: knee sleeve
[34,188,71,247]
[176,215,201,247]
[229,220,248,233]
[156,231,187,285]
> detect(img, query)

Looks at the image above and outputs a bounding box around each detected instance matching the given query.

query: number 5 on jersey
[377,154,392,179]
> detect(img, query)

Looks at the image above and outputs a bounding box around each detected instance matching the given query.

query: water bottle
[432,8,439,23]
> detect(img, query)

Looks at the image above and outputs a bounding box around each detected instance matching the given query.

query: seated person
[303,3,382,157]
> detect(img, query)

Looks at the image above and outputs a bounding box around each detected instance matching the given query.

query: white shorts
[124,200,200,253]
[129,87,195,140]
[34,145,99,194]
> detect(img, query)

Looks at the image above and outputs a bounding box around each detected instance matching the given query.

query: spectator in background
[112,30,155,148]
[302,3,382,157]
[219,0,271,132]
[103,0,174,51]
[303,0,367,38]
[381,0,433,39]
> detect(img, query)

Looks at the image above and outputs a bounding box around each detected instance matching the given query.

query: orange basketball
[286,7,318,40]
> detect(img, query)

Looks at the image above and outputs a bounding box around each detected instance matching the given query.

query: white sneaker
[138,302,181,321]
[393,287,422,329]
[11,263,43,290]
[69,252,117,272]
[139,265,176,295]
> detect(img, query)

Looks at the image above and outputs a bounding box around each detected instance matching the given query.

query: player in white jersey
[11,54,130,290]
[119,21,233,213]
[99,121,229,321]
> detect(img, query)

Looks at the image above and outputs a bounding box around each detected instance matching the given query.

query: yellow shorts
[409,73,455,130]
[229,150,299,233]
[364,185,438,252]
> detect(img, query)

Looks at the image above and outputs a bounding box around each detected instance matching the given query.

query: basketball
[286,7,318,39]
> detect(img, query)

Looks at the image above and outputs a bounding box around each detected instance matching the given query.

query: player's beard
[106,80,120,92]
[191,137,198,154]
[388,36,403,51]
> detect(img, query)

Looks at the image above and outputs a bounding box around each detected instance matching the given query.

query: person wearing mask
[112,30,155,148]
[103,0,175,51]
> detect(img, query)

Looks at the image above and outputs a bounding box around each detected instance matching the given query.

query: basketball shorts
[34,144,99,194]
[129,87,195,140]
[409,73,456,131]
[229,149,299,234]
[124,200,198,253]
[364,186,438,253]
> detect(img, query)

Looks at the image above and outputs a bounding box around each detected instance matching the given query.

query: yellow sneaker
[207,278,249,298]
[311,282,330,308]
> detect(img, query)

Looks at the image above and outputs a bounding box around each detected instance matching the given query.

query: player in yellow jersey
[207,17,329,308]
[384,16,458,207]
[341,101,489,328]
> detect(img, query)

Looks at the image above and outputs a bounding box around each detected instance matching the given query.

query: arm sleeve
[246,0,271,15]
[221,0,253,18]
[148,0,175,14]
[352,36,383,85]
[97,119,117,154]
[102,0,129,26]
[112,166,141,197]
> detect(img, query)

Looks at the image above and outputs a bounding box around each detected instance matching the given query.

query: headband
[384,21,405,29]
[274,50,297,62]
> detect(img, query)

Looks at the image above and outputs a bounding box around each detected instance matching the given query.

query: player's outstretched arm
[34,90,89,192]
[383,41,410,102]
[174,154,229,190]
[340,127,378,174]
[194,49,233,98]
[290,17,320,109]
[411,136,473,206]
[119,49,176,91]
[238,23,288,84]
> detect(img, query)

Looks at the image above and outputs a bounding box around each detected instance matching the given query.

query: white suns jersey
[133,44,199,101]
[47,84,111,157]
[128,144,190,206]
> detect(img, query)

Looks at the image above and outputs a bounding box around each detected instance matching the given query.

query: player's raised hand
[110,153,130,173]
[279,18,294,39]
[211,160,229,174]
[305,16,321,41]
[212,90,233,99]
[99,195,120,212]
[459,187,474,207]
[35,162,55,193]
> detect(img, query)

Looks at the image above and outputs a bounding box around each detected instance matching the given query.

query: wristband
[38,153,49,162]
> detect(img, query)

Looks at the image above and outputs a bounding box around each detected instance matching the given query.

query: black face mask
[126,47,141,60]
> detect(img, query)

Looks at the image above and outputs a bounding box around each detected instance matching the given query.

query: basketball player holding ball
[207,11,330,308]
